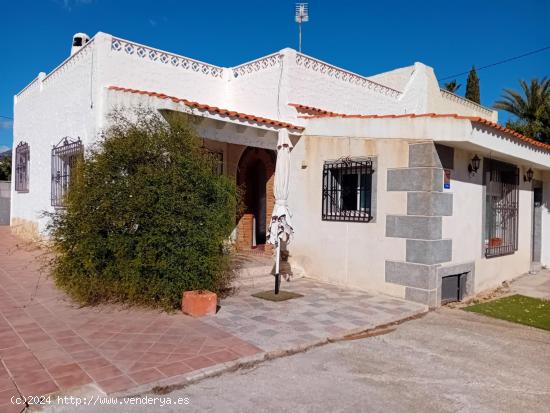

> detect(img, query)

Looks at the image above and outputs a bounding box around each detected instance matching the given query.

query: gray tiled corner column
[385,142,454,307]
[386,216,442,240]
[406,239,452,265]
[407,192,452,216]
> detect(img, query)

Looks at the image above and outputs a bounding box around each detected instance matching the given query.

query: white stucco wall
[228,53,286,121]
[100,35,229,112]
[286,51,404,119]
[293,119,549,299]
[306,116,550,170]
[288,136,409,297]
[541,172,550,267]
[442,148,536,291]
[11,39,101,233]
[367,66,415,92]
[289,136,547,298]
[436,90,498,122]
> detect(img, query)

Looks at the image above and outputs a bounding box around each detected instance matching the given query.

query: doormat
[252,290,304,302]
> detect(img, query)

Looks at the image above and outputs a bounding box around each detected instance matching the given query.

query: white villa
[10,32,550,307]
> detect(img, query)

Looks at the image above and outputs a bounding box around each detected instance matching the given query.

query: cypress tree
[465,66,480,103]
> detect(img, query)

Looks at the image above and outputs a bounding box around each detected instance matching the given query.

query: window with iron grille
[210,151,223,176]
[15,141,30,192]
[484,158,519,258]
[201,146,223,176]
[322,157,374,222]
[51,137,83,207]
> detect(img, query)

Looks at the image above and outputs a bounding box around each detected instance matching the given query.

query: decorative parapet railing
[43,38,95,86]
[16,76,41,100]
[440,89,495,118]
[295,53,402,99]
[231,53,283,78]
[16,38,95,100]
[111,37,224,78]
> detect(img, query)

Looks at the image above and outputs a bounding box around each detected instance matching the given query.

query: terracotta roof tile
[109,86,304,131]
[293,107,550,151]
[288,103,343,117]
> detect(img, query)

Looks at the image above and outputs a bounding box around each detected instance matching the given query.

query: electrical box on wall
[444,169,451,189]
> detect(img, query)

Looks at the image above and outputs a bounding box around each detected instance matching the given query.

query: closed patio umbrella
[267,128,294,294]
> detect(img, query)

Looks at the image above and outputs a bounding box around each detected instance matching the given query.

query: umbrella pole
[274,240,281,294]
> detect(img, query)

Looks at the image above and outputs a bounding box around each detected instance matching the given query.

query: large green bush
[0,153,11,181]
[46,109,238,310]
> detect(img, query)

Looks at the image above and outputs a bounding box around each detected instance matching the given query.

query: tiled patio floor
[204,278,428,352]
[0,228,259,412]
[0,227,428,411]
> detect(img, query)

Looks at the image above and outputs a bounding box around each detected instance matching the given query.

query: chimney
[71,33,90,56]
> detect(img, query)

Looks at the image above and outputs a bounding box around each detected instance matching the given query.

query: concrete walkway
[511,268,550,299]
[0,228,426,412]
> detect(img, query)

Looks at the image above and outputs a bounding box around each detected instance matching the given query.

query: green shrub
[0,154,11,181]
[46,109,238,310]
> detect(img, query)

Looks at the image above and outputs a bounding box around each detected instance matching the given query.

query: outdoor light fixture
[468,155,480,175]
[524,168,534,182]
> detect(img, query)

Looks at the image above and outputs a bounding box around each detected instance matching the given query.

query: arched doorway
[236,147,275,249]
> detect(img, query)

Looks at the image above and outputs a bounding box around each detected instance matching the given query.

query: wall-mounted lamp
[468,155,480,175]
[524,168,534,182]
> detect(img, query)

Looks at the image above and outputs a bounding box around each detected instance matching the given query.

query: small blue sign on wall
[444,169,451,189]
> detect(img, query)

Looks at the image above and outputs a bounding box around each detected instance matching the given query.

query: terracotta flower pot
[182,290,217,317]
[489,237,502,247]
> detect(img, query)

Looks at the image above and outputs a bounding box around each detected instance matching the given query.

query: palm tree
[444,80,461,93]
[494,77,550,143]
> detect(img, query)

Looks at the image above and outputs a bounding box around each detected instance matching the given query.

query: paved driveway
[182,309,550,413]
[44,309,550,412]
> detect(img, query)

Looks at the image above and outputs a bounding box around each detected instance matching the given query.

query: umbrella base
[251,290,303,302]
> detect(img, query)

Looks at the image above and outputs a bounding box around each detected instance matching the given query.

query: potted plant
[182,290,217,317]
[489,237,502,247]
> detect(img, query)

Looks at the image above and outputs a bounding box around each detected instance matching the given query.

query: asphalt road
[42,308,550,413]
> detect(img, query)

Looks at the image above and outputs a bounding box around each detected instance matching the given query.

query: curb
[111,305,429,399]
[31,305,429,411]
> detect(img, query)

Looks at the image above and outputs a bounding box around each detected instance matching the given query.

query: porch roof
[301,110,550,170]
[108,86,304,132]
[291,104,550,152]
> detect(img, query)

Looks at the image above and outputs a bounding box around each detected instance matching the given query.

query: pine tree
[465,66,480,103]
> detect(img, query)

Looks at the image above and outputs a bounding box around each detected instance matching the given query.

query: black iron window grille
[15,141,30,192]
[484,158,519,258]
[210,151,223,176]
[51,137,83,207]
[322,157,374,222]
[201,145,224,176]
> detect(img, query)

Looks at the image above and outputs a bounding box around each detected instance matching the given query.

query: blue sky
[1,0,549,151]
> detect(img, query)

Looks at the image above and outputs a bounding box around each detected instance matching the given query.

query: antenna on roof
[295,3,309,53]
